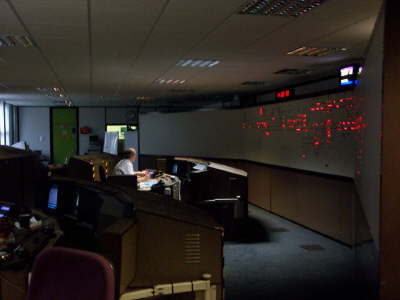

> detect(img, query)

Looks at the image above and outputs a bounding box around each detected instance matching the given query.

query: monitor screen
[48,185,58,210]
[339,65,362,86]
[171,163,178,175]
[0,206,10,212]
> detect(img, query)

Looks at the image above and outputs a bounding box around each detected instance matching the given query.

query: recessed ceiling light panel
[37,87,66,98]
[0,36,16,48]
[0,35,34,48]
[176,59,220,68]
[239,0,326,17]
[287,46,348,57]
[154,79,186,85]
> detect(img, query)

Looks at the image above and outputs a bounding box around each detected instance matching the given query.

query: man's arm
[134,170,147,177]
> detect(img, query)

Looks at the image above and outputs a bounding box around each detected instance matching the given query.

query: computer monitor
[48,185,58,210]
[169,160,194,179]
[171,162,178,176]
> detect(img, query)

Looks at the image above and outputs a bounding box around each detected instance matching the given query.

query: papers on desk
[193,163,207,171]
[138,179,159,191]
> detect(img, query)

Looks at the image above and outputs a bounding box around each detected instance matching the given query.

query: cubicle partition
[0,146,43,209]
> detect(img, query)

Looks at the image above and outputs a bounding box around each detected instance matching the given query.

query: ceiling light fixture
[0,36,16,47]
[287,46,348,57]
[37,87,66,98]
[239,0,326,17]
[154,79,186,85]
[16,35,34,48]
[0,35,34,48]
[177,59,220,68]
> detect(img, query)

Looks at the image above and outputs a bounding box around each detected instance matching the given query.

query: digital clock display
[275,89,294,100]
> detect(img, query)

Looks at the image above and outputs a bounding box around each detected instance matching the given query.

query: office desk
[45,177,224,300]
[137,174,181,201]
[174,157,248,239]
[137,179,160,191]
[0,211,62,300]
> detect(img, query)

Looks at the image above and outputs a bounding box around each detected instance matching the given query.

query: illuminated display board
[242,96,363,152]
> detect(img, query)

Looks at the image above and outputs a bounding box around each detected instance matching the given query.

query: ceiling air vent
[0,35,34,48]
[239,0,326,17]
[275,68,312,75]
[287,46,348,57]
[241,81,269,86]
[170,89,195,93]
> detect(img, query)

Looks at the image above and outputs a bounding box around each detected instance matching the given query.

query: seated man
[113,148,149,182]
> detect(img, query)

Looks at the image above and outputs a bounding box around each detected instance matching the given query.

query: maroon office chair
[25,247,115,300]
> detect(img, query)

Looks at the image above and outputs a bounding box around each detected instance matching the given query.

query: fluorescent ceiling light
[177,59,220,68]
[16,35,34,48]
[154,79,186,85]
[0,35,34,48]
[0,36,15,47]
[37,87,66,98]
[287,46,348,57]
[239,0,327,17]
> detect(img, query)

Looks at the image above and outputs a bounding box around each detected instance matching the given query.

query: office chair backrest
[25,247,115,300]
[99,165,108,183]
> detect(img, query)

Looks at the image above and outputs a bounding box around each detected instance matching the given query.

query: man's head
[122,148,137,162]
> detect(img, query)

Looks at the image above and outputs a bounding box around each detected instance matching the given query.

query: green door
[51,108,78,164]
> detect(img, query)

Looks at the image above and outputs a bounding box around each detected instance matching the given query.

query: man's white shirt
[113,159,135,175]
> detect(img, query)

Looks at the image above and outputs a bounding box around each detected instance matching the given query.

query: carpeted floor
[224,205,359,300]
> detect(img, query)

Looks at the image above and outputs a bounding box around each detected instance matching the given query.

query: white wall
[79,107,105,155]
[140,109,245,159]
[106,107,138,124]
[354,8,384,246]
[140,91,356,177]
[19,107,50,157]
